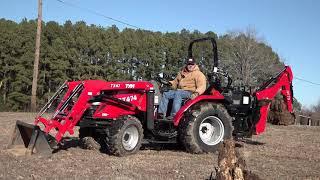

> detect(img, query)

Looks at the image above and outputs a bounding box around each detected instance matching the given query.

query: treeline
[0,18,296,111]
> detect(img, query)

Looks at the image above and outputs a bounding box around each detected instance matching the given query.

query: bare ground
[0,112,319,179]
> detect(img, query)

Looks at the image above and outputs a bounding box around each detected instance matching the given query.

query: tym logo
[111,84,120,88]
[125,84,135,88]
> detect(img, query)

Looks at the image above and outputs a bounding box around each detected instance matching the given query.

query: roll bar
[187,37,219,68]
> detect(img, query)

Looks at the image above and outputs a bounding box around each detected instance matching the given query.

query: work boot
[157,113,165,119]
[166,114,176,120]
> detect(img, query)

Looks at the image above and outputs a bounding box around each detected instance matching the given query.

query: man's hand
[156,77,172,86]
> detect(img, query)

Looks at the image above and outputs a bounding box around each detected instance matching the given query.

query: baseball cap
[186,58,196,65]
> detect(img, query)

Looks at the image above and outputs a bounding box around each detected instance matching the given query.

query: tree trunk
[31,0,42,112]
[215,140,261,180]
[3,80,7,104]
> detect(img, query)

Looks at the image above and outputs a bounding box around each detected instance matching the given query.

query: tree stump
[215,140,260,180]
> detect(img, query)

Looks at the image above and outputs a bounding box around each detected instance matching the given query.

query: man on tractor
[158,58,207,119]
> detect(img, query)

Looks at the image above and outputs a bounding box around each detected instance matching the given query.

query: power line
[55,0,141,29]
[295,77,320,86]
[48,1,320,88]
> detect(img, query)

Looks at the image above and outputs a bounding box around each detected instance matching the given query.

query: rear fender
[173,94,224,126]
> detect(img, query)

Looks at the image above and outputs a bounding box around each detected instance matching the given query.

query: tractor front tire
[79,127,101,150]
[179,103,233,153]
[103,116,143,156]
[79,127,92,139]
[79,137,101,150]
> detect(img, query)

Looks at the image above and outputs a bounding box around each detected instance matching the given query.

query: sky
[0,0,320,108]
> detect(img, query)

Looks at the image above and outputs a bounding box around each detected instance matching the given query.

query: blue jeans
[158,90,192,116]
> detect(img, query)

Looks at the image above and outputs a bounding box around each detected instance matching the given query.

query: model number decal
[125,84,135,88]
[111,84,120,88]
[111,84,135,89]
[118,95,137,102]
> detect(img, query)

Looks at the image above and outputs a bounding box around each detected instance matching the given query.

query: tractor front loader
[7,82,70,155]
[7,80,155,155]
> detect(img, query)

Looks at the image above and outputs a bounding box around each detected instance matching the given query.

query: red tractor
[9,37,294,156]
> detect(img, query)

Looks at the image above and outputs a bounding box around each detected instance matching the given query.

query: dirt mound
[268,94,295,125]
[2,145,29,157]
[79,137,101,150]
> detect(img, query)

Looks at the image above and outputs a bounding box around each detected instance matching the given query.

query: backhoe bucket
[7,120,56,155]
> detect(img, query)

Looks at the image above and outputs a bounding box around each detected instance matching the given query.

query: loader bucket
[7,120,56,155]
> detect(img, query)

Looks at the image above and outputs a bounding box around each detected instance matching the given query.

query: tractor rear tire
[179,103,233,153]
[103,116,143,156]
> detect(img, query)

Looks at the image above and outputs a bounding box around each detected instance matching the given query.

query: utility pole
[31,0,42,112]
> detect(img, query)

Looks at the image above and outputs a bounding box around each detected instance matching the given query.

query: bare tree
[300,100,320,124]
[311,99,320,121]
[219,27,283,87]
[312,99,320,113]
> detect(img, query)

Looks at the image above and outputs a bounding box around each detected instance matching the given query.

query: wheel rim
[199,116,224,146]
[122,125,139,151]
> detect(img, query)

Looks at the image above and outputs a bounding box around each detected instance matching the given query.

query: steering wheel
[209,68,232,92]
[156,76,172,86]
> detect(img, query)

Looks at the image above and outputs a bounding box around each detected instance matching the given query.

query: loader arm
[35,82,90,142]
[253,66,294,134]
